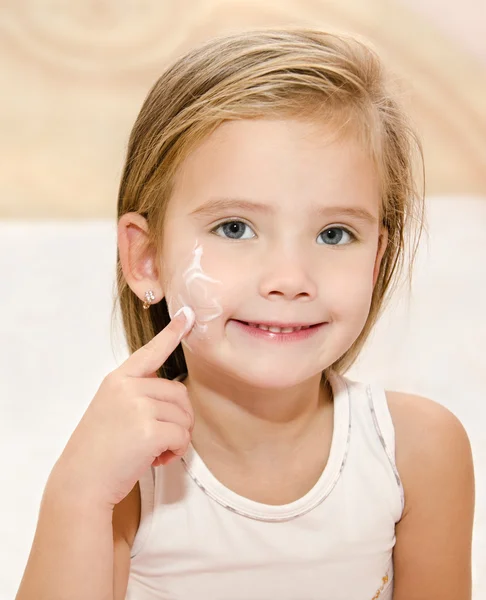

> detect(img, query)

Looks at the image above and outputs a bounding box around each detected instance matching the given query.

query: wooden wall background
[1,0,485,219]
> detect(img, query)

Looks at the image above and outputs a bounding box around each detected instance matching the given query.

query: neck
[182,365,333,458]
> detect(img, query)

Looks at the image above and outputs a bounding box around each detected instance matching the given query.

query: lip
[230,319,327,342]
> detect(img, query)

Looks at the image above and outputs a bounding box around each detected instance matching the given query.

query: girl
[16,28,474,600]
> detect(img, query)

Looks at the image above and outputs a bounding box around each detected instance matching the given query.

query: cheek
[166,273,224,333]
[325,257,375,324]
[163,242,233,337]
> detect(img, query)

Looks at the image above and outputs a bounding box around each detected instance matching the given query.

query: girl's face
[160,118,387,388]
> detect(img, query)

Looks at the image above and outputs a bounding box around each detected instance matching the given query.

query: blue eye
[318,227,355,246]
[213,220,256,240]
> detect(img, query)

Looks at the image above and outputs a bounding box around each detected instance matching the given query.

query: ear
[373,227,388,288]
[118,212,163,304]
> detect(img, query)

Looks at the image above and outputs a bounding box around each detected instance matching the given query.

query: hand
[49,307,195,510]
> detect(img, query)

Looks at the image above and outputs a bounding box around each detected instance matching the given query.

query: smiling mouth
[235,320,323,334]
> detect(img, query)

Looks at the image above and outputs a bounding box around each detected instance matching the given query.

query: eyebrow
[189,197,378,225]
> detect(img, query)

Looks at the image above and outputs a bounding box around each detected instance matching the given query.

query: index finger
[120,306,195,378]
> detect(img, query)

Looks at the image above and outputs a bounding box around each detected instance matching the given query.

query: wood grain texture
[0,0,485,218]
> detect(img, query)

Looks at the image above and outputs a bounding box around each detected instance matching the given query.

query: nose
[258,246,318,302]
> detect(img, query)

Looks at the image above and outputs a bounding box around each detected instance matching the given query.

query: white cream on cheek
[166,240,224,344]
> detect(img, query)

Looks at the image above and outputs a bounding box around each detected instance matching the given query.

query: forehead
[169,118,381,214]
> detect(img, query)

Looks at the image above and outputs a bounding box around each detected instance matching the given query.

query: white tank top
[126,371,404,600]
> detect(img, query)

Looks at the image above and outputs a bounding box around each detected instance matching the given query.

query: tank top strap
[366,380,405,513]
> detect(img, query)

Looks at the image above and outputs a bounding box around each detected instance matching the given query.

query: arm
[15,464,115,600]
[387,392,475,600]
[15,310,192,600]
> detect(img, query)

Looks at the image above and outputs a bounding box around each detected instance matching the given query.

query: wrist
[45,461,114,515]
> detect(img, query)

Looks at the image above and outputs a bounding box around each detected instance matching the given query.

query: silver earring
[142,290,155,310]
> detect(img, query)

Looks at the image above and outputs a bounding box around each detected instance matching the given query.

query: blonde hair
[113,27,425,380]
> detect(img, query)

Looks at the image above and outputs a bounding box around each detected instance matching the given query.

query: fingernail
[174,306,195,334]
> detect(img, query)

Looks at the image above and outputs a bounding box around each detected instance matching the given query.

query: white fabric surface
[0,195,485,599]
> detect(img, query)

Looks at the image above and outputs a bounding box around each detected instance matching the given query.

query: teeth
[255,324,307,333]
[242,321,316,333]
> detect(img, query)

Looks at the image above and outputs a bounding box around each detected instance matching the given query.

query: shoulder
[385,389,468,440]
[383,392,475,598]
[385,390,474,517]
[385,389,471,451]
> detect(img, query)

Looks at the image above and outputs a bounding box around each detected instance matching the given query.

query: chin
[223,360,323,390]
